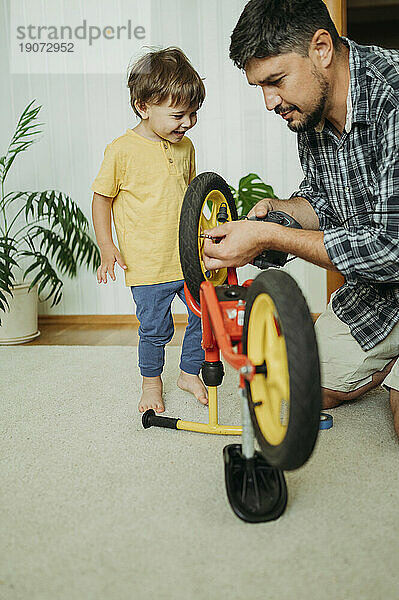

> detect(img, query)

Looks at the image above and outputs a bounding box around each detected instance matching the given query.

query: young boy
[91,47,207,414]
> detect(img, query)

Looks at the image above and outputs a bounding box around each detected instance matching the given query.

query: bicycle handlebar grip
[249,210,302,269]
[142,409,179,430]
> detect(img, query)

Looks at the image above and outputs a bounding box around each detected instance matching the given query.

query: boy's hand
[97,243,127,283]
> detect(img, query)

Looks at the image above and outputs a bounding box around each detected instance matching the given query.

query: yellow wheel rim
[247,293,290,446]
[197,190,234,287]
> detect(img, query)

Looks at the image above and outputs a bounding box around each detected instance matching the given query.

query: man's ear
[309,29,334,69]
[135,100,149,119]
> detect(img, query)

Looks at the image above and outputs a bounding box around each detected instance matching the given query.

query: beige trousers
[314,297,399,393]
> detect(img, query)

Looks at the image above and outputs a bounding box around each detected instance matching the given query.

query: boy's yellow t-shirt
[91,129,196,286]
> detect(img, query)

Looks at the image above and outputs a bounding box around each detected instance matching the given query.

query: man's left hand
[202,220,274,269]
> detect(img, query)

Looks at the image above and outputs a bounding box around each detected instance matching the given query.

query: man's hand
[247,197,275,218]
[247,196,320,230]
[97,243,127,283]
[203,220,276,270]
[202,195,328,271]
[201,198,277,270]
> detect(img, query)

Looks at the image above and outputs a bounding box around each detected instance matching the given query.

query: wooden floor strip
[21,313,319,346]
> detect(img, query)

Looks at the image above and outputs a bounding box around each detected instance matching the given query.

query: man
[203,0,399,438]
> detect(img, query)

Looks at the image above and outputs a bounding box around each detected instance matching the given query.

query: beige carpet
[1,346,399,600]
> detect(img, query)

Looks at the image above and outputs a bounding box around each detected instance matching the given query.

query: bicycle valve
[199,233,223,244]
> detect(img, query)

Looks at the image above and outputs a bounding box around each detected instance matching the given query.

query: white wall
[0,0,327,316]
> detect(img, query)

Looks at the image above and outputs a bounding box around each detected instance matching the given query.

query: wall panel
[0,0,327,317]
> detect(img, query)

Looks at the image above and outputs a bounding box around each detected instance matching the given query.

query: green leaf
[231,172,279,217]
[1,101,43,184]
[25,192,37,219]
[20,250,63,304]
[0,252,18,266]
[4,191,26,206]
[0,237,18,320]
[28,225,78,277]
[38,191,49,217]
[0,237,18,281]
[23,259,42,279]
[1,100,99,317]
[0,289,12,314]
[38,274,50,294]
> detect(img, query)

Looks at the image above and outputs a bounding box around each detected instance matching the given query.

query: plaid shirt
[292,38,399,350]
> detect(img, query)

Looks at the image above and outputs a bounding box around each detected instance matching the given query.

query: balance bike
[142,172,321,523]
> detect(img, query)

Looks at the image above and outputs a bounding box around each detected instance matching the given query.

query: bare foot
[389,388,399,439]
[139,376,165,413]
[177,371,208,405]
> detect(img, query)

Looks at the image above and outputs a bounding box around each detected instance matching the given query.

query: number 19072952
[19,42,74,52]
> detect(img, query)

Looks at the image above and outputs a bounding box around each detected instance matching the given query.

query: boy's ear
[135,100,149,119]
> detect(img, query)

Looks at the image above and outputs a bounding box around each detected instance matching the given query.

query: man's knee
[322,387,350,409]
[322,385,368,408]
[389,388,399,413]
[322,362,396,409]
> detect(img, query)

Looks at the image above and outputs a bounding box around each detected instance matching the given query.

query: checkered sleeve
[291,135,341,230]
[323,109,399,283]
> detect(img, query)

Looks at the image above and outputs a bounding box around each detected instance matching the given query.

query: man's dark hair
[230,0,342,69]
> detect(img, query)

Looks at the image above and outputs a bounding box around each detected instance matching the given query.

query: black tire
[179,172,238,304]
[242,270,321,471]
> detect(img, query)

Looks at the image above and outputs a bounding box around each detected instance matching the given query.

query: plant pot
[0,283,40,345]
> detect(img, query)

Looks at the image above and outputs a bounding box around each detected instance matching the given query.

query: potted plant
[0,100,100,344]
[229,172,278,217]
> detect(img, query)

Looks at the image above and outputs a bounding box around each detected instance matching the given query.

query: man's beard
[278,68,329,133]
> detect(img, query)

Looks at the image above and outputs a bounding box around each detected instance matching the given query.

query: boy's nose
[262,88,282,111]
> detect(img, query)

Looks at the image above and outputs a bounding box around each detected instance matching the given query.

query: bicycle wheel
[242,269,321,471]
[179,172,238,304]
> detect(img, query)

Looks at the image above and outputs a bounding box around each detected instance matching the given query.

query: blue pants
[131,280,204,377]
